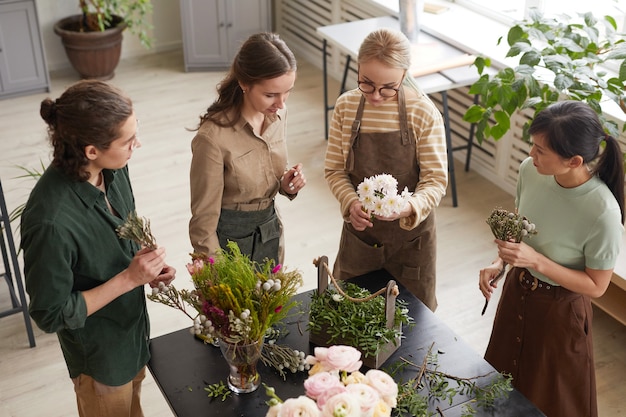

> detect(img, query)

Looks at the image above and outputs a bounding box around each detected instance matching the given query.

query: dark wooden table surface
[148,270,545,416]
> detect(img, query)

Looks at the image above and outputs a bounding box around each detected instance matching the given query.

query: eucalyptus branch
[391,343,513,416]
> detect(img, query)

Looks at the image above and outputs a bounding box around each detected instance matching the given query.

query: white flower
[345,383,381,414]
[273,396,319,417]
[356,174,409,218]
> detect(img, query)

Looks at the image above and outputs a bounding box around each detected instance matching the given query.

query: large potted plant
[54,0,153,80]
[463,9,626,143]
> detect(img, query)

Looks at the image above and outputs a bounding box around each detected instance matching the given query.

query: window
[458,0,625,30]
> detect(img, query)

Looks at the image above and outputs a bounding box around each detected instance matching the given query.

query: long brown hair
[197,32,297,129]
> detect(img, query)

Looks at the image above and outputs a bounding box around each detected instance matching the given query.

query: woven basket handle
[313,256,398,330]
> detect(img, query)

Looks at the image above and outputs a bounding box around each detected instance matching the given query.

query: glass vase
[218,339,263,394]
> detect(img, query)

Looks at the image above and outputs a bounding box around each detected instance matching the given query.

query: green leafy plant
[204,380,231,402]
[389,343,514,417]
[464,9,626,142]
[78,0,153,48]
[6,162,46,225]
[308,282,414,358]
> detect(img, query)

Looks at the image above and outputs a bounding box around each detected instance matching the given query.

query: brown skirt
[484,267,596,417]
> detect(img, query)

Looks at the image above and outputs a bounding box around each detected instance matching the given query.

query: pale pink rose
[345,383,381,414]
[277,396,320,417]
[304,372,343,400]
[316,384,347,409]
[324,345,362,373]
[370,400,392,417]
[321,392,362,417]
[343,370,366,385]
[365,370,398,408]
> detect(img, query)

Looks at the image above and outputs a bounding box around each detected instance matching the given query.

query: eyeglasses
[357,81,401,98]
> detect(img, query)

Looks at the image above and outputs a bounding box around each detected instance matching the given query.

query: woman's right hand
[348,200,373,231]
[478,263,503,301]
[126,247,168,288]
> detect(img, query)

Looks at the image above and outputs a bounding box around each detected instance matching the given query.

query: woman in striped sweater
[324,28,448,311]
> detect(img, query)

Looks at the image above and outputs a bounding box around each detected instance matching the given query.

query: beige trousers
[72,367,146,417]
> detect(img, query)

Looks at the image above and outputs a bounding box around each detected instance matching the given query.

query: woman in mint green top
[22,80,176,417]
[479,101,624,417]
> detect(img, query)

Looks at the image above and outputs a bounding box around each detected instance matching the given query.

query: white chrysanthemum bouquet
[357,174,411,218]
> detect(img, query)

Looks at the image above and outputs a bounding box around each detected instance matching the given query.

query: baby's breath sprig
[116,211,157,250]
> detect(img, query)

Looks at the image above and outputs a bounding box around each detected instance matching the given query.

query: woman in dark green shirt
[21,80,176,417]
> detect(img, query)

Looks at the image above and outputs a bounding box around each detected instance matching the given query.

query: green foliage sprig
[204,380,231,401]
[464,9,626,142]
[389,343,513,417]
[308,282,414,358]
[116,210,157,249]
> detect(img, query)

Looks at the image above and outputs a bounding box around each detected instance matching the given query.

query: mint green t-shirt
[516,157,623,286]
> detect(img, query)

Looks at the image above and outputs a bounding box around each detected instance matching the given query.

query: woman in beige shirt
[189,33,306,265]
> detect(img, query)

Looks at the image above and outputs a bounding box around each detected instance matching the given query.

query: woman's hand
[126,247,168,288]
[373,203,413,222]
[149,265,177,288]
[495,239,538,269]
[348,200,373,231]
[281,163,306,194]
[479,263,504,300]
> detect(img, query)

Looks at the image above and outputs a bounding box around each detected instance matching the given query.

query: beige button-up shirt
[189,109,292,256]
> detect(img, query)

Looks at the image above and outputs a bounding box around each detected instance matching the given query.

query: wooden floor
[0,49,624,417]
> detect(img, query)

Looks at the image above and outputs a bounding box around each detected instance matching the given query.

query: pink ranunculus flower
[276,396,320,417]
[345,383,381,414]
[316,384,347,410]
[370,400,392,417]
[304,371,344,400]
[343,370,366,385]
[365,369,398,408]
[324,345,362,373]
[321,391,362,417]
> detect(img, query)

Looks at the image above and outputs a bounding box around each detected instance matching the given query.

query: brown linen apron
[333,88,437,311]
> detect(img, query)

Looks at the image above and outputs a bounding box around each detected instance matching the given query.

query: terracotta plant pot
[54,14,127,80]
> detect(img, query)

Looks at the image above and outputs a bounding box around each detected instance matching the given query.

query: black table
[148,271,545,416]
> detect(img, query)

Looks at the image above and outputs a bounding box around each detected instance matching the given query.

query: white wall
[35,0,183,72]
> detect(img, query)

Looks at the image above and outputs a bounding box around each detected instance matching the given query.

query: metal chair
[0,178,36,347]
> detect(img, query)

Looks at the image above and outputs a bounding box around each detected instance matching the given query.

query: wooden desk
[148,271,545,416]
[317,16,479,207]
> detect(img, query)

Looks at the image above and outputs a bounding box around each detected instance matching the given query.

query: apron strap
[346,95,367,172]
[397,87,411,146]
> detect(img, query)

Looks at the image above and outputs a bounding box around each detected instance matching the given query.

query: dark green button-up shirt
[21,165,149,386]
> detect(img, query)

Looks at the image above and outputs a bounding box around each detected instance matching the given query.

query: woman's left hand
[149,265,177,288]
[282,163,306,194]
[373,203,413,221]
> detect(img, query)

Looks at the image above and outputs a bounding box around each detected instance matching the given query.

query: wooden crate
[309,256,401,369]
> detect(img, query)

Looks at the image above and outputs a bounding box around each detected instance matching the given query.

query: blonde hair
[358,28,411,70]
[358,28,423,93]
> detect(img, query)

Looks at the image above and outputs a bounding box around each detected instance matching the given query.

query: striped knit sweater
[324,87,448,230]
